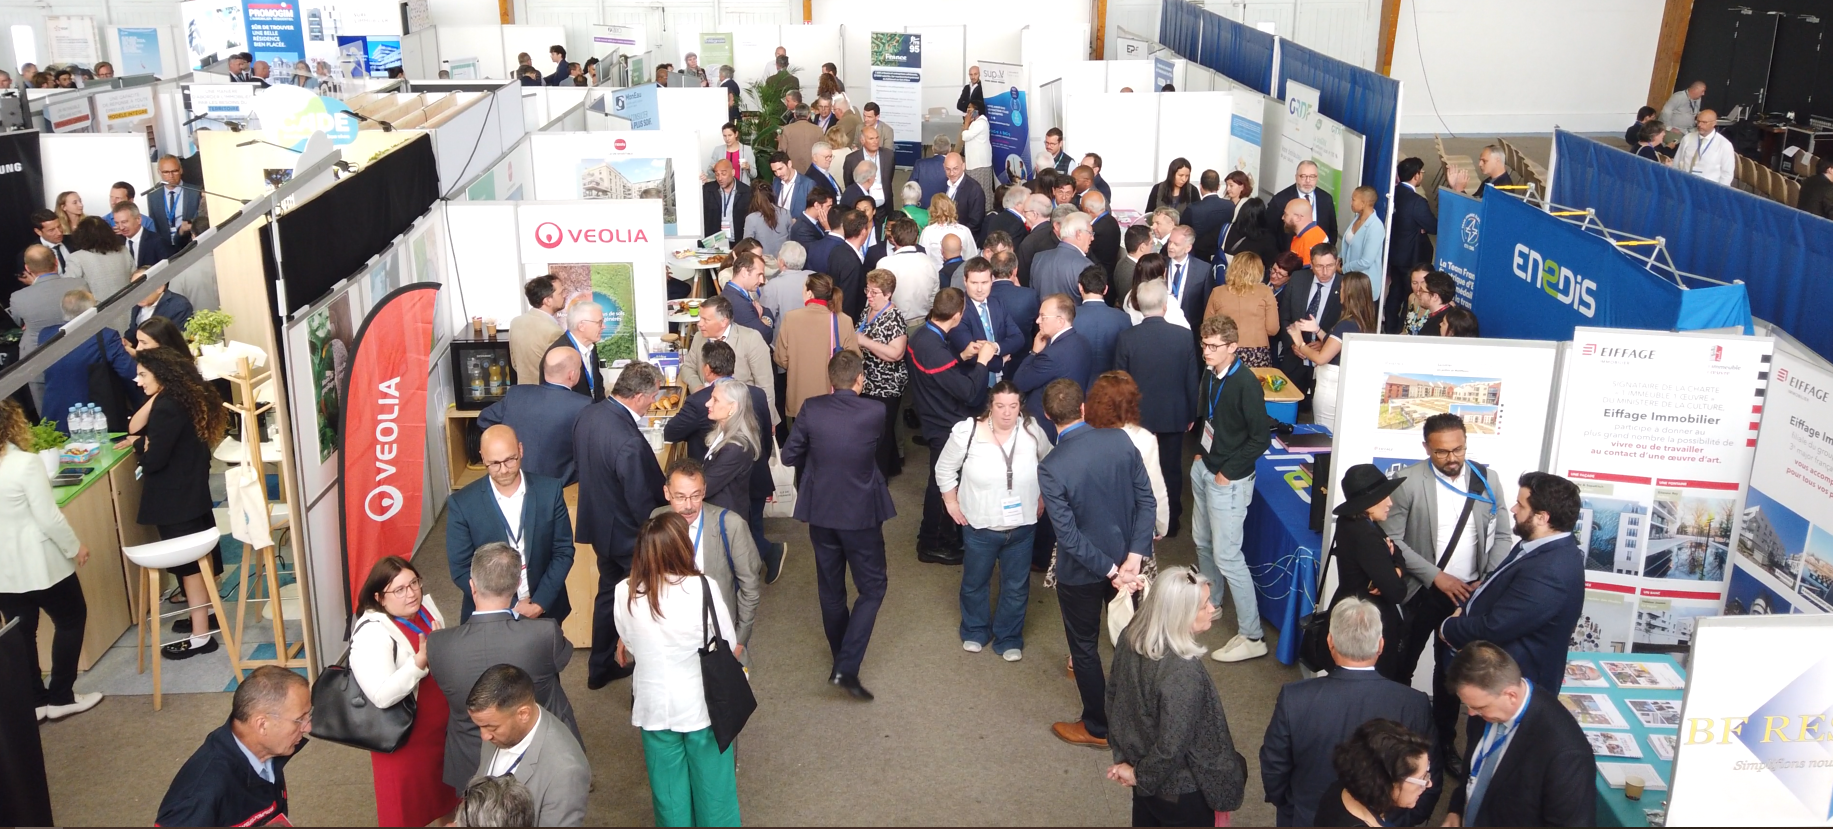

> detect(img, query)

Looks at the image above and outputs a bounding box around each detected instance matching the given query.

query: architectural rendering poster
[1726,342,1833,617]
[1666,614,1833,825]
[527,131,700,237]
[870,32,923,167]
[1326,334,1559,528]
[1551,328,1773,651]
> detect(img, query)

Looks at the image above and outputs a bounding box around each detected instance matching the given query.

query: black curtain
[0,131,44,313]
[1676,1,1829,119]
[261,133,438,317]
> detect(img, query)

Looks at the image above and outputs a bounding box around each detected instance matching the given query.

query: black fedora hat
[1333,463,1405,517]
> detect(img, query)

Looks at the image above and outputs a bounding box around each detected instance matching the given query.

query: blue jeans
[958,524,1035,652]
[1190,459,1263,640]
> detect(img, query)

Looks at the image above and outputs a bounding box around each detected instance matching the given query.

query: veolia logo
[1510,244,1597,317]
[366,376,405,521]
[534,221,564,248]
[365,485,403,521]
[613,138,627,151]
[533,220,650,249]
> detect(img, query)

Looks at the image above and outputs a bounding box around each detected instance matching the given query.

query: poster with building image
[1724,339,1833,615]
[576,156,676,233]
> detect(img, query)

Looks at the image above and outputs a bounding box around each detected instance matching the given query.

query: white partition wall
[436,26,509,79]
[1064,91,1158,210]
[442,201,521,333]
[654,86,729,169]
[39,133,152,223]
[1156,91,1232,183]
[1104,59,1155,92]
[525,130,704,238]
[399,27,442,79]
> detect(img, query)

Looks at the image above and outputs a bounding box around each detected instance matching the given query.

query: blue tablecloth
[1562,650,1686,827]
[1244,424,1329,664]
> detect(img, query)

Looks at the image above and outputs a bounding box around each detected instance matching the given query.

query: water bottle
[91,405,104,442]
[78,406,93,444]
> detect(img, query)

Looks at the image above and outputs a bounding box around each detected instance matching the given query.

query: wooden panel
[38,476,133,671]
[1647,0,1696,107]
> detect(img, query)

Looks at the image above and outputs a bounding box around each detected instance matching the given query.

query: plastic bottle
[81,405,95,444]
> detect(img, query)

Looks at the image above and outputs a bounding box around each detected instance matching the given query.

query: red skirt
[371,673,458,826]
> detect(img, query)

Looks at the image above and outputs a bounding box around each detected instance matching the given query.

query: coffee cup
[1624,774,1645,801]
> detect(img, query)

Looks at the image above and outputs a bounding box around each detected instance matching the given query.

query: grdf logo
[534,222,563,249]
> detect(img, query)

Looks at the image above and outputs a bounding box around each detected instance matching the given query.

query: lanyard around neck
[1434,467,1496,513]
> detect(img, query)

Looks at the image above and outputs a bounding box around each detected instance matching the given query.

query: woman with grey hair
[452,767,536,826]
[1106,566,1248,826]
[900,180,930,230]
[701,377,761,518]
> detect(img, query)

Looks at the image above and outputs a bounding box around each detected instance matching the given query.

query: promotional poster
[870,32,923,167]
[115,27,167,76]
[244,0,305,68]
[1552,328,1773,652]
[1435,188,1482,306]
[528,131,700,237]
[1726,340,1833,617]
[979,61,1028,185]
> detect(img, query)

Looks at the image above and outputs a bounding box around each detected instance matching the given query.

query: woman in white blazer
[0,399,100,722]
[350,555,456,827]
[614,512,742,826]
[961,106,994,199]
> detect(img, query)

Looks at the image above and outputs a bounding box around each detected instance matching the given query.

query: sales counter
[42,437,159,670]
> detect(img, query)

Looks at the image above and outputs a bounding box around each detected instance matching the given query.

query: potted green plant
[28,418,66,477]
[185,309,234,352]
[742,63,801,159]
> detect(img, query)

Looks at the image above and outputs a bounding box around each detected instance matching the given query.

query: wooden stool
[126,530,237,711]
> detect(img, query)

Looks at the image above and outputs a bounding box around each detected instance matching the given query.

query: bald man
[444,423,578,622]
[1283,198,1327,266]
[701,158,751,240]
[478,348,592,486]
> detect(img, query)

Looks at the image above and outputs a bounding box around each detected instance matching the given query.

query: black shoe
[762,542,787,585]
[161,636,220,660]
[588,664,635,690]
[1443,749,1466,780]
[172,612,216,635]
[917,546,964,565]
[830,672,874,701]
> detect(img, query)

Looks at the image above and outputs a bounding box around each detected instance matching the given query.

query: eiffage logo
[534,221,564,249]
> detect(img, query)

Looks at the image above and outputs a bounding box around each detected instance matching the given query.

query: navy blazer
[945,293,1025,377]
[801,233,843,285]
[912,155,948,203]
[951,175,988,238]
[1389,183,1436,274]
[805,164,842,199]
[1261,668,1440,827]
[1089,212,1122,278]
[146,184,206,245]
[1266,184,1339,250]
[1184,195,1235,263]
[1010,327,1093,441]
[129,229,176,268]
[1440,534,1587,693]
[1166,256,1215,337]
[126,290,196,343]
[1073,298,1129,376]
[477,382,590,485]
[911,322,990,442]
[572,399,666,566]
[780,389,895,530]
[824,242,867,320]
[990,280,1041,344]
[444,472,576,622]
[983,209,1029,249]
[788,212,826,246]
[38,324,137,434]
[661,380,774,500]
[1037,425,1155,586]
[1278,271,1344,376]
[1114,316,1200,434]
[546,332,605,402]
[1448,680,1596,826]
[720,281,772,342]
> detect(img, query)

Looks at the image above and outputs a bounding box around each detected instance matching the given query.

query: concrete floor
[40,437,1309,827]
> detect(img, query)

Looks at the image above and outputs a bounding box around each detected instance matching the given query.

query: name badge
[1000,492,1025,525]
[1201,422,1215,452]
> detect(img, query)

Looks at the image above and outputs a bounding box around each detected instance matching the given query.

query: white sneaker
[962,640,983,653]
[45,692,103,720]
[1212,635,1268,663]
[1002,649,1023,662]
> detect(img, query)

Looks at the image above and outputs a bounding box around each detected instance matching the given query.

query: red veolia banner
[340,284,440,611]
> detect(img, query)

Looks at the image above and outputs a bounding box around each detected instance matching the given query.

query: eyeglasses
[1200,342,1232,352]
[1404,774,1432,788]
[1428,446,1467,460]
[484,454,522,471]
[278,708,313,728]
[384,578,423,599]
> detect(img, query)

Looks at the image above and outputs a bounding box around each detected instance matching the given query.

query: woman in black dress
[701,377,762,518]
[1221,198,1281,268]
[1313,719,1435,827]
[118,346,226,659]
[1145,157,1199,213]
[1329,464,1410,680]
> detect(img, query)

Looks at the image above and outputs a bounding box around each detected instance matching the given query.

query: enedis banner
[340,284,439,610]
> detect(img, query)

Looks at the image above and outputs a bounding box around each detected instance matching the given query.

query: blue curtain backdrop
[1158,0,1202,59]
[1277,39,1400,219]
[1197,9,1276,95]
[1551,130,1833,359]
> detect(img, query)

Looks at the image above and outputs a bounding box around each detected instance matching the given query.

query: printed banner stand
[1725,334,1833,618]
[979,61,1027,185]
[1434,188,1482,307]
[870,32,923,168]
[339,283,439,611]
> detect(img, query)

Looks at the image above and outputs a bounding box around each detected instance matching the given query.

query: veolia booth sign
[516,200,663,261]
[252,85,359,148]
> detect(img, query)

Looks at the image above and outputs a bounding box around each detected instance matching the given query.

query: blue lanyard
[1468,683,1531,784]
[925,321,946,340]
[1206,359,1240,420]
[1435,469,1497,514]
[1057,422,1088,439]
[689,512,703,552]
[859,302,893,332]
[391,607,432,636]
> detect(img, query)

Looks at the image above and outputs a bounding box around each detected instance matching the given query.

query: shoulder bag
[1297,535,1338,673]
[698,575,756,752]
[310,619,417,753]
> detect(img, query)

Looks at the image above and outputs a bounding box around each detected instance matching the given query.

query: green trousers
[642,726,741,827]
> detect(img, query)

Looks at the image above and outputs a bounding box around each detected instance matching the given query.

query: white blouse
[919,222,979,270]
[348,596,446,709]
[613,574,739,733]
[1120,423,1171,537]
[933,417,1053,529]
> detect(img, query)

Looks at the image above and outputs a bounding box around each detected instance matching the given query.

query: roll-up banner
[979,61,1027,185]
[1726,340,1833,617]
[340,283,440,610]
[870,32,923,167]
[1551,327,1772,654]
[1433,188,1481,307]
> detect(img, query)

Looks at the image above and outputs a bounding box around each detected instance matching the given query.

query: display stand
[221,357,313,680]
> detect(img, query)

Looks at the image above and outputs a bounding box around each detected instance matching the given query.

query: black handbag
[310,620,417,753]
[697,576,756,753]
[1297,536,1338,673]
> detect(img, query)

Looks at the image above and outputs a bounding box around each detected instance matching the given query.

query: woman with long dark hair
[1222,197,1281,268]
[64,215,133,299]
[1122,253,1175,326]
[1145,157,1198,213]
[350,555,455,826]
[1287,272,1377,431]
[743,183,792,257]
[118,346,227,659]
[127,315,191,358]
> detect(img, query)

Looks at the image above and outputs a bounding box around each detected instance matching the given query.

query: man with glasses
[1674,108,1735,186]
[157,666,311,827]
[1377,413,1514,777]
[651,459,764,654]
[147,154,209,248]
[444,425,577,624]
[546,299,606,401]
[1191,314,1272,663]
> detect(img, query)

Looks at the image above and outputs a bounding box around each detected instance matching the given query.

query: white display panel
[654,86,729,169]
[1155,91,1232,188]
[39,133,153,223]
[526,130,703,238]
[442,202,521,336]
[1724,338,1833,617]
[435,26,507,79]
[775,24,845,102]
[1103,58,1155,93]
[1062,91,1158,189]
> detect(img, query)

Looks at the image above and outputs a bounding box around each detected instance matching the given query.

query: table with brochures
[1561,649,1688,827]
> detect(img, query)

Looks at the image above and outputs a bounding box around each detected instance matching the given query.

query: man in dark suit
[1082,191,1121,279]
[989,250,1040,346]
[912,136,953,203]
[1440,471,1587,695]
[843,125,897,202]
[1163,226,1216,340]
[1114,279,1199,536]
[770,151,816,228]
[701,159,750,241]
[1073,267,1128,375]
[806,143,843,199]
[574,362,667,688]
[662,339,780,577]
[984,185,1031,248]
[148,154,209,248]
[933,153,986,240]
[1038,379,1156,747]
[125,283,195,343]
[720,251,773,341]
[1445,642,1595,827]
[1184,170,1234,264]
[114,203,174,267]
[1476,145,1513,197]
[477,350,591,485]
[543,45,571,86]
[426,542,580,792]
[1277,244,1343,397]
[1799,157,1833,219]
[956,64,984,114]
[1029,210,1096,300]
[1386,158,1438,332]
[1262,597,1440,826]
[1265,160,1339,250]
[444,425,577,623]
[1011,294,1093,442]
[823,209,871,320]
[912,288,997,564]
[788,185,835,248]
[1016,198,1062,287]
[1079,153,1113,202]
[779,351,897,700]
[545,301,606,402]
[946,258,1026,385]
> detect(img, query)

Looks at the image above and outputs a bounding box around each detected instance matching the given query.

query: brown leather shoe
[1052,720,1108,748]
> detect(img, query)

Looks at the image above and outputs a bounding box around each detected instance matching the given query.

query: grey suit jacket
[679,325,779,424]
[474,705,590,828]
[426,612,580,791]
[1377,459,1514,600]
[648,503,763,660]
[1031,242,1094,300]
[9,275,89,358]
